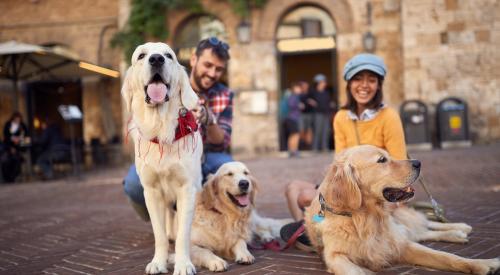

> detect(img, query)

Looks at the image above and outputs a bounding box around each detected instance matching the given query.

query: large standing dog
[122,42,201,275]
[304,145,500,275]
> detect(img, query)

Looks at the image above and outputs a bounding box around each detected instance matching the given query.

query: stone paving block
[1,144,500,274]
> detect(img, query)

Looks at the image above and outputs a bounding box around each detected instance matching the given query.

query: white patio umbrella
[0,40,119,109]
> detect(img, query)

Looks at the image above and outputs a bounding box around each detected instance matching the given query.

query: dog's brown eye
[165,53,173,59]
[227,172,233,177]
[377,156,387,163]
[138,53,146,60]
[243,171,249,175]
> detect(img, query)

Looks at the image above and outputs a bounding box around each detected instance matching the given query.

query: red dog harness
[150,109,198,144]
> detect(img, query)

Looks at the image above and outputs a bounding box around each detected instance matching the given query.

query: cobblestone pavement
[0,144,499,275]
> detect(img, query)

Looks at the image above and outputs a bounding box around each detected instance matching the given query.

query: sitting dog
[304,145,500,275]
[122,42,201,275]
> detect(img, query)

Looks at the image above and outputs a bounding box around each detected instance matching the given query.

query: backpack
[279,91,291,119]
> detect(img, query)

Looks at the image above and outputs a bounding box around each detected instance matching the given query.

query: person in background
[123,37,234,221]
[1,112,29,183]
[278,87,291,151]
[281,53,407,251]
[35,120,69,180]
[298,81,314,150]
[310,74,334,152]
[285,82,304,158]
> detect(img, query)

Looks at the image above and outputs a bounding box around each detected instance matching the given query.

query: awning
[0,40,119,80]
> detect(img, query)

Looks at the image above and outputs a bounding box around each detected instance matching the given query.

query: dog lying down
[304,145,500,275]
[169,161,290,272]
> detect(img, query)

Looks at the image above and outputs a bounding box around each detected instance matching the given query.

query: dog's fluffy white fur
[304,145,500,275]
[122,42,201,275]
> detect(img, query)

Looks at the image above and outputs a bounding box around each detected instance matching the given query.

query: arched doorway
[276,5,337,151]
[174,14,228,65]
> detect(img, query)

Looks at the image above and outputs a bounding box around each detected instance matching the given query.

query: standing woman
[334,53,406,159]
[281,53,407,250]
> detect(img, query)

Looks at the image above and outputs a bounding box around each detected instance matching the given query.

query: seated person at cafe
[35,120,69,180]
[1,111,29,183]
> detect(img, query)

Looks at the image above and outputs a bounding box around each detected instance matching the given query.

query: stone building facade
[0,0,122,146]
[160,0,499,155]
[1,0,498,158]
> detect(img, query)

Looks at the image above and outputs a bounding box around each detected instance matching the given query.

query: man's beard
[193,64,216,92]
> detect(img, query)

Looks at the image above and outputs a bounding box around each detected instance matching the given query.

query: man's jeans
[123,152,233,207]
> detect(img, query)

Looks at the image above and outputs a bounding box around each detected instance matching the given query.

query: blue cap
[343,53,387,81]
[313,74,326,83]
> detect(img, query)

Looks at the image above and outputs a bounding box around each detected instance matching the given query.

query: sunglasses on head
[207,37,230,51]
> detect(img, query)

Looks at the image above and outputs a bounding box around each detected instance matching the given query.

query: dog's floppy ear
[177,65,199,110]
[121,68,133,113]
[201,174,219,210]
[249,175,259,207]
[321,162,362,211]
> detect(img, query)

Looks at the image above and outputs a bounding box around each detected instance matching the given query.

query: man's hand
[193,104,216,126]
[193,104,208,125]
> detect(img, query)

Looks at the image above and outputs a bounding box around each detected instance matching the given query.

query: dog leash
[413,173,449,223]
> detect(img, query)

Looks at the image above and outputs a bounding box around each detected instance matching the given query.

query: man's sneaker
[279,220,314,252]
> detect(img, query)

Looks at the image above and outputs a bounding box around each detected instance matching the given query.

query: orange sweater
[333,107,407,160]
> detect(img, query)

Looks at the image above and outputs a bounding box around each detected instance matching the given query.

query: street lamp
[362,31,376,52]
[237,21,251,44]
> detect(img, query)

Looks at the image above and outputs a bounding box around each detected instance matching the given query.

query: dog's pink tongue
[235,194,250,206]
[146,83,168,103]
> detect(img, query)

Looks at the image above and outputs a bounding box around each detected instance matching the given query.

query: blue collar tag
[312,213,325,223]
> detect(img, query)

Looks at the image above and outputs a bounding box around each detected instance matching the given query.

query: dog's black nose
[238,180,249,191]
[410,160,421,169]
[149,54,165,67]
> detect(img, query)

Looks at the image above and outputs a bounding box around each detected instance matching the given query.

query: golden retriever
[304,145,500,275]
[122,42,201,275]
[190,161,256,271]
[167,161,292,272]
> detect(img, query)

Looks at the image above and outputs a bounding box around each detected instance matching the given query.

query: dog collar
[150,108,198,144]
[313,193,352,223]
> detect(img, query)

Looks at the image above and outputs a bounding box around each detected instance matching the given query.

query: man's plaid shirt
[200,82,233,152]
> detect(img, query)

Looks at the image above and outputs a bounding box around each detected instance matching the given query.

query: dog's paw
[456,223,473,234]
[235,251,255,265]
[256,231,274,243]
[145,259,168,274]
[173,258,196,275]
[448,230,469,243]
[471,258,500,275]
[207,257,228,272]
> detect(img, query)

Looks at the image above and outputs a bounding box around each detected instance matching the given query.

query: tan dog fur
[304,145,500,275]
[179,162,257,272]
